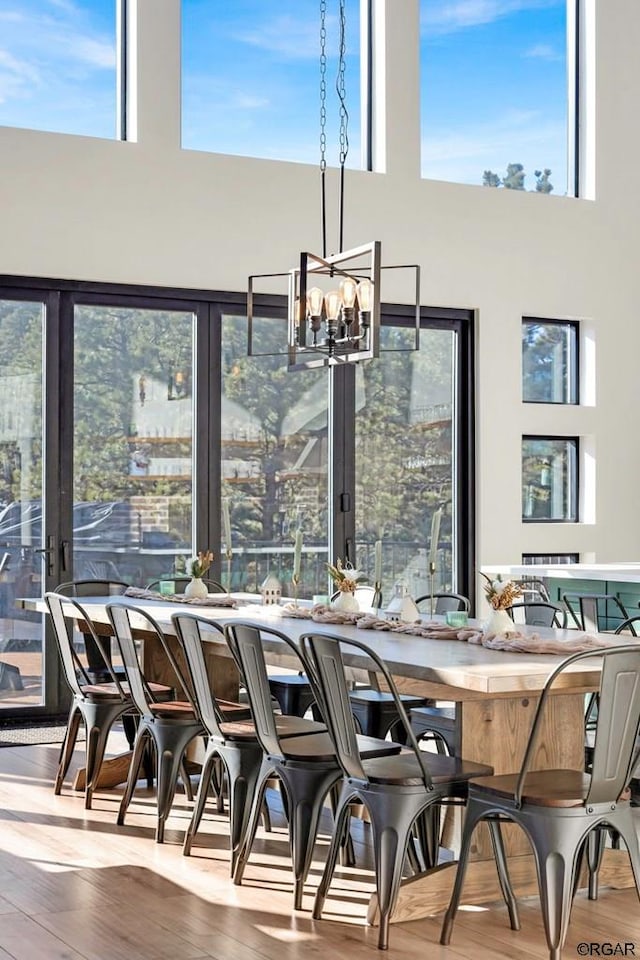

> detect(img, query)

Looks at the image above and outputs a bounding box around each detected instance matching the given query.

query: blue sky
[0,0,568,193]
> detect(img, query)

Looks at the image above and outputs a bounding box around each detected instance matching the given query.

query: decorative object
[327,558,365,611]
[446,610,469,628]
[427,507,442,615]
[185,550,214,600]
[260,573,282,605]
[222,498,233,592]
[184,577,208,600]
[480,572,522,635]
[384,582,421,623]
[247,0,420,370]
[291,527,303,605]
[373,539,382,609]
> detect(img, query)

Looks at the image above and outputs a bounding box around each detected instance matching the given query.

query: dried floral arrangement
[190,550,214,579]
[326,558,367,594]
[480,572,523,610]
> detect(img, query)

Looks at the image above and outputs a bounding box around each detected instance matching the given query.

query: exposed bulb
[339,276,358,309]
[306,286,324,318]
[324,290,341,321]
[357,278,373,312]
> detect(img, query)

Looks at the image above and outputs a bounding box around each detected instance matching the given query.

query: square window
[522,437,578,522]
[522,318,578,404]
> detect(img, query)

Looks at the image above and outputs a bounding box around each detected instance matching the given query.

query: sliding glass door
[0,297,46,708]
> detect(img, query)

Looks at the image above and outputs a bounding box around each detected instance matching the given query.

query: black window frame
[522,434,579,523]
[522,316,579,405]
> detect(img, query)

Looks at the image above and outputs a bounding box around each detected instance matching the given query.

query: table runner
[280,603,619,654]
[124,586,237,608]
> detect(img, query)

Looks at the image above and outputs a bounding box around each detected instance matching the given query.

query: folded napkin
[124,586,237,608]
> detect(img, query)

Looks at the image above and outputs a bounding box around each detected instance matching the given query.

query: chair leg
[487,817,520,931]
[233,764,271,885]
[610,809,640,902]
[83,716,115,810]
[154,725,200,843]
[527,819,584,960]
[180,757,194,802]
[440,799,485,945]
[183,748,219,857]
[223,744,264,878]
[55,707,82,794]
[313,785,356,920]
[586,827,606,900]
[117,728,150,826]
[280,764,341,910]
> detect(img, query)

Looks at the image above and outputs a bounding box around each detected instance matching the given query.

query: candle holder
[373,580,382,612]
[428,560,436,616]
[291,572,300,607]
[226,548,233,594]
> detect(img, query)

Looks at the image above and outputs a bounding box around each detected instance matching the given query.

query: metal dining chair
[106,602,204,842]
[441,644,640,960]
[171,612,326,874]
[224,621,403,909]
[562,593,629,632]
[45,591,165,809]
[300,631,496,950]
[415,592,471,615]
[506,601,567,629]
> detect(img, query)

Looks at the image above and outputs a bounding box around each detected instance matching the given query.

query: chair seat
[219,715,326,741]
[217,699,253,722]
[349,689,426,707]
[268,674,316,717]
[361,751,492,786]
[279,732,403,763]
[349,689,429,740]
[149,700,198,719]
[80,679,173,702]
[471,768,591,807]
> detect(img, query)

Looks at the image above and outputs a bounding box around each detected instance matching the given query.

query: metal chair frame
[441,644,640,960]
[415,592,471,615]
[106,602,202,842]
[562,593,629,633]
[45,591,134,809]
[300,630,496,951]
[506,601,568,629]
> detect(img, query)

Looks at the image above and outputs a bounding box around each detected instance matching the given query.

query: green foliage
[483,163,554,193]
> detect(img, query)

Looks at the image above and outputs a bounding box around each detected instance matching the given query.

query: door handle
[35,535,56,577]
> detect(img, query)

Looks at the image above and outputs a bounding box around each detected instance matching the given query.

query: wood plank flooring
[0,729,637,959]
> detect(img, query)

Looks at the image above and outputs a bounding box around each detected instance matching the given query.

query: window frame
[522,434,579,523]
[522,316,579,405]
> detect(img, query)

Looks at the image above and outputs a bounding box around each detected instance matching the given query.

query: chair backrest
[300,631,434,789]
[562,593,629,632]
[106,602,184,718]
[516,644,640,808]
[615,616,640,637]
[45,591,127,699]
[514,578,550,603]
[56,579,130,597]
[146,577,226,594]
[506,601,567,629]
[171,613,227,738]
[224,621,305,759]
[415,592,470,614]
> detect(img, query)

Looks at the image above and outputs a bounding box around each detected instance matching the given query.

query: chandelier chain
[337,0,349,167]
[319,0,327,173]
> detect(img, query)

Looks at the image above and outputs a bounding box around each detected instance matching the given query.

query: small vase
[484,607,514,636]
[332,590,360,613]
[184,577,208,600]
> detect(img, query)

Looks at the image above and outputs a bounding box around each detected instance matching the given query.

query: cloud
[231,13,346,61]
[422,0,561,35]
[524,42,562,61]
[67,36,115,69]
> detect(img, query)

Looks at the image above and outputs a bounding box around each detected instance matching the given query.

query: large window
[522,436,578,521]
[182,0,361,165]
[522,318,578,403]
[420,0,571,195]
[0,0,117,138]
[355,323,459,600]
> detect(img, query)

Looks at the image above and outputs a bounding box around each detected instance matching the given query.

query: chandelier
[248,0,420,371]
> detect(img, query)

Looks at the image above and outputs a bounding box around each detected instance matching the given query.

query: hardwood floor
[0,729,637,959]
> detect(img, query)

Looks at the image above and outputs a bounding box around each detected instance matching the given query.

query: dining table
[18,592,640,925]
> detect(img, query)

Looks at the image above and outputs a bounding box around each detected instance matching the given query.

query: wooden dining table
[19,593,639,925]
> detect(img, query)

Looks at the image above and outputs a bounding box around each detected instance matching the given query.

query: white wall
[0,0,638,572]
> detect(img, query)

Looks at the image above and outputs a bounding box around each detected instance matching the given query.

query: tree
[482,163,554,193]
